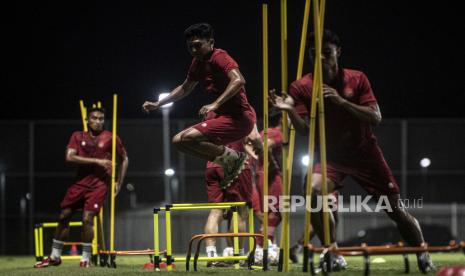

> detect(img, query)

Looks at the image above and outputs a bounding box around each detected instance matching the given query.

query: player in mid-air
[34,107,128,268]
[143,22,256,188]
[270,29,434,272]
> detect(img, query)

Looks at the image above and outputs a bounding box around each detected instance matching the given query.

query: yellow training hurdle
[33,218,98,264]
[152,202,258,271]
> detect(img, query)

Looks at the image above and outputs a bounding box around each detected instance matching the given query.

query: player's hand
[269,89,292,111]
[114,182,121,197]
[142,101,160,113]
[249,138,263,156]
[244,142,259,160]
[198,102,219,118]
[323,85,346,105]
[95,159,112,170]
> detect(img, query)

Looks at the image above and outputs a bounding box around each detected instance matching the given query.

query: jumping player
[143,23,256,188]
[270,30,434,272]
[34,107,129,268]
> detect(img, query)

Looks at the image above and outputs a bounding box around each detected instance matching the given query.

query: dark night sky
[2,1,464,120]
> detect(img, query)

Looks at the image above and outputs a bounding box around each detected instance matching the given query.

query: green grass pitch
[1,253,464,275]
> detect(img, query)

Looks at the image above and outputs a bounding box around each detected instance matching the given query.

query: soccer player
[143,23,256,188]
[250,107,283,248]
[289,191,341,264]
[270,29,434,272]
[34,107,129,268]
[203,124,261,267]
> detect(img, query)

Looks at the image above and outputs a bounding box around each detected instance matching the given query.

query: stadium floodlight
[301,155,309,167]
[420,158,431,168]
[165,168,175,177]
[158,93,173,109]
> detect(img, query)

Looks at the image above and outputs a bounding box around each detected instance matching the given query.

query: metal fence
[1,118,464,254]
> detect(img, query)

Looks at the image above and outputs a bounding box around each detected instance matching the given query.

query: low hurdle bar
[306,240,465,275]
[34,220,98,264]
[153,202,256,271]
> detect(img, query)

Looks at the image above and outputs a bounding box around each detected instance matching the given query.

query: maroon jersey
[257,127,283,175]
[67,130,126,185]
[187,48,254,117]
[289,68,377,159]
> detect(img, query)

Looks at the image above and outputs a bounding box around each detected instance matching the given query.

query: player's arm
[322,84,381,125]
[198,68,245,117]
[143,79,198,112]
[246,124,263,156]
[65,148,111,169]
[115,152,129,196]
[340,101,382,125]
[269,90,310,136]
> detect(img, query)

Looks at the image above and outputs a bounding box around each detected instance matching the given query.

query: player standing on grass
[270,29,435,272]
[203,122,262,267]
[250,108,283,249]
[143,23,256,188]
[34,107,129,268]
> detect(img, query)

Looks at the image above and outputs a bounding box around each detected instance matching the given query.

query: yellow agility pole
[313,0,331,248]
[109,94,117,265]
[261,2,269,271]
[278,0,291,272]
[302,0,327,271]
[98,209,106,251]
[79,100,88,132]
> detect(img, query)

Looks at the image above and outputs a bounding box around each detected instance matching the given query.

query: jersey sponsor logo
[201,123,208,127]
[81,141,86,146]
[388,182,394,189]
[343,89,354,98]
[98,142,105,148]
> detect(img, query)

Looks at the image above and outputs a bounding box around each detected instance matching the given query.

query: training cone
[143,262,155,269]
[437,266,465,276]
[70,244,78,256]
[143,262,176,270]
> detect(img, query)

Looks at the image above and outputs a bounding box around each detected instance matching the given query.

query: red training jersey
[289,68,378,158]
[67,130,126,185]
[257,127,282,175]
[187,48,254,116]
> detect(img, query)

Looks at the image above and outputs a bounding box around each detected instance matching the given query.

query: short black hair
[87,107,106,116]
[184,23,214,41]
[307,29,341,50]
[269,107,282,127]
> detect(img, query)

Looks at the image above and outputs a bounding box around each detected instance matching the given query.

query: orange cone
[70,244,78,256]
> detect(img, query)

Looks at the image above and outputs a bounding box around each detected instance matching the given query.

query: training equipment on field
[33,221,98,264]
[151,202,264,271]
[305,240,465,275]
